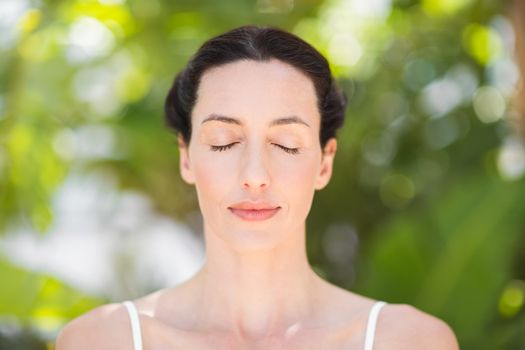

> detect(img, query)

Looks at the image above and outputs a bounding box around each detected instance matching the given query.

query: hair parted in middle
[164,24,348,151]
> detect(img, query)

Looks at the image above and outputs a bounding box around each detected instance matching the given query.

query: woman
[56,25,459,349]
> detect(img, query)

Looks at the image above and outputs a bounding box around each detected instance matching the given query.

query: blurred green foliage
[1,0,524,348]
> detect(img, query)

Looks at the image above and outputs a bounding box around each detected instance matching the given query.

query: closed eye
[273,144,300,154]
[209,142,239,152]
[209,143,300,155]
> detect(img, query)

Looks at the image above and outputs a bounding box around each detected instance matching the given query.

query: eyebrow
[200,113,311,128]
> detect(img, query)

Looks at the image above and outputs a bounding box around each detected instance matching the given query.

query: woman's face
[178,58,337,250]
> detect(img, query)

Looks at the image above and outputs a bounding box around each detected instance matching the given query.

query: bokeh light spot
[379,172,416,209]
[472,86,506,123]
[497,136,525,181]
[499,280,525,318]
[462,23,503,65]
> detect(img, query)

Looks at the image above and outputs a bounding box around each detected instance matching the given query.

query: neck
[189,220,321,340]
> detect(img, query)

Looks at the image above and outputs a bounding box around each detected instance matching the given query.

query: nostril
[242,182,269,189]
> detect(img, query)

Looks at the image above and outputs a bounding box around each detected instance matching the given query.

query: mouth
[227,207,281,221]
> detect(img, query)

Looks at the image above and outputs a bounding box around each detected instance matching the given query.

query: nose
[239,144,271,191]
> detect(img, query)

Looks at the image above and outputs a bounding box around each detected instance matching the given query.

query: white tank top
[122,299,387,350]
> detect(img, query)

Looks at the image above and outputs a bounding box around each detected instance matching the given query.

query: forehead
[192,59,320,129]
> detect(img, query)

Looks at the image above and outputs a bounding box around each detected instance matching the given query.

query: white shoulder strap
[363,301,387,350]
[123,300,144,350]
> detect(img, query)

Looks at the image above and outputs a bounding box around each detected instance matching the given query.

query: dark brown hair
[164,24,348,150]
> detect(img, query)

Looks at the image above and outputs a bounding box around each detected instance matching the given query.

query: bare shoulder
[375,303,460,350]
[55,302,133,350]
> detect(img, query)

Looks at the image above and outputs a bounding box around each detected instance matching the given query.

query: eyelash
[210,142,300,155]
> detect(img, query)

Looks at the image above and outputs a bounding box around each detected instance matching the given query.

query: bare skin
[56,59,459,349]
[56,283,458,350]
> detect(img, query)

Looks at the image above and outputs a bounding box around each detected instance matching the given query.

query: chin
[222,228,288,252]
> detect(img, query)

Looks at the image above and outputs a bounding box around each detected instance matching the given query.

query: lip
[228,207,281,221]
[228,201,281,221]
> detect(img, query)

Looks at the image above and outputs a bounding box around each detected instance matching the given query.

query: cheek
[276,146,320,184]
[276,154,319,210]
[277,158,317,185]
[192,153,232,207]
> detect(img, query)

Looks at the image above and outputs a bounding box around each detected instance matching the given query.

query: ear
[315,138,337,190]
[178,135,195,185]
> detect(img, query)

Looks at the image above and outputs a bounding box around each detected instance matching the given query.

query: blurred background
[1,0,524,348]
